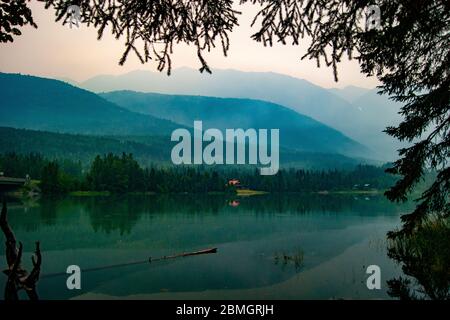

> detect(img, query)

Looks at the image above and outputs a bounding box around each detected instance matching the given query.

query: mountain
[82,68,403,160]
[0,71,376,169]
[328,86,370,103]
[100,90,369,157]
[349,89,406,158]
[82,68,359,131]
[56,77,80,87]
[0,73,182,136]
[0,127,371,170]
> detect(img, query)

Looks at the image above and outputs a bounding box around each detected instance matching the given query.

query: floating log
[149,247,218,262]
[41,247,218,279]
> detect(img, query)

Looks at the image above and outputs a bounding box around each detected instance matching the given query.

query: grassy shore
[317,189,384,195]
[11,187,393,199]
[236,189,269,196]
[69,191,111,197]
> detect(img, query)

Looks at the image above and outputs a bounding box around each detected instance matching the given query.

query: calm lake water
[0,194,415,300]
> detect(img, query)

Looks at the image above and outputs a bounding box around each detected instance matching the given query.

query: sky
[0,2,380,89]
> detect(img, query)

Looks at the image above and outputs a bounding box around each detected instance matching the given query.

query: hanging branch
[38,0,240,74]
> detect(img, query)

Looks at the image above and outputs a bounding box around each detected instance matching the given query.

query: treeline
[0,152,397,195]
[0,153,83,180]
[235,165,397,192]
[85,153,226,193]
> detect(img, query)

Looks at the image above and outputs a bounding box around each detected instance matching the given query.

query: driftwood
[42,247,218,279]
[149,247,218,262]
[1,199,41,300]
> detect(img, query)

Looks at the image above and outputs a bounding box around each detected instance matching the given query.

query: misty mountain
[101,90,369,158]
[82,68,357,130]
[0,72,375,168]
[56,77,80,87]
[328,86,369,103]
[348,89,406,159]
[82,68,403,160]
[0,73,182,136]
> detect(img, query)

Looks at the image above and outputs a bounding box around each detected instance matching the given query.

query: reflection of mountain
[10,194,414,249]
[82,68,404,160]
[101,91,368,157]
[2,195,412,299]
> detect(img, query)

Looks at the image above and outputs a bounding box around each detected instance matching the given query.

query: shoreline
[4,188,388,200]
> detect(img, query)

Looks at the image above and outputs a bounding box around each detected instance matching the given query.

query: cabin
[227,179,247,189]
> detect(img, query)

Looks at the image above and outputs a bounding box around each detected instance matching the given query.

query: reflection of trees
[8,194,412,234]
[231,194,411,216]
[84,197,143,235]
[38,198,58,225]
[84,194,407,228]
[387,220,450,300]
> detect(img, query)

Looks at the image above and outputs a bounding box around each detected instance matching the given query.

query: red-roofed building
[228,179,241,186]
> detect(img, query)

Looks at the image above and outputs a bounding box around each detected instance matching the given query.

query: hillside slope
[0,127,371,170]
[84,68,402,160]
[0,73,182,136]
[101,90,369,158]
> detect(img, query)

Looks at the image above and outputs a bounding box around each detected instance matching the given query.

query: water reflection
[387,220,450,300]
[9,194,412,234]
[2,194,446,300]
[84,197,143,235]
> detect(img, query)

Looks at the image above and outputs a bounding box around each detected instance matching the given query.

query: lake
[0,194,415,300]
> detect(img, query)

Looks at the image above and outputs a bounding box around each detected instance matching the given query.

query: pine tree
[40,161,61,195]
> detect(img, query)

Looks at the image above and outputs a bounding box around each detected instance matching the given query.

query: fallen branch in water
[149,247,218,262]
[42,247,218,279]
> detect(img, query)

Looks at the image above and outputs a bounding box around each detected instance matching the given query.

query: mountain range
[328,85,369,103]
[100,90,367,157]
[0,72,370,158]
[81,67,404,160]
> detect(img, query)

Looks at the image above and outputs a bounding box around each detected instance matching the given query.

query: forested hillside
[0,73,183,136]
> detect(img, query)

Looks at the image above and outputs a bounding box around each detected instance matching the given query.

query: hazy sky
[0,2,380,89]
